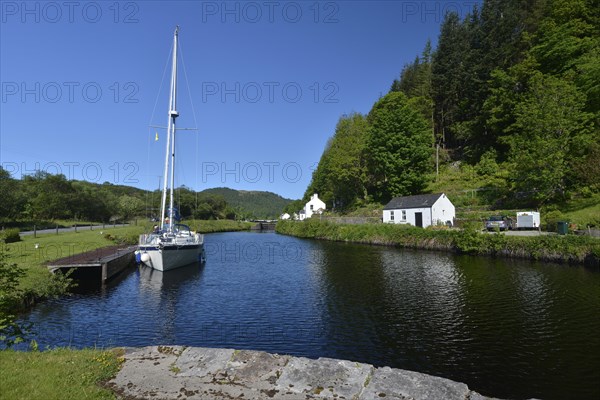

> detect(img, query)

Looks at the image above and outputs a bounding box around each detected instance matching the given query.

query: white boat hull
[138,244,204,271]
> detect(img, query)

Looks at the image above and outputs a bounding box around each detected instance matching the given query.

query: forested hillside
[0,168,290,224]
[200,187,291,220]
[304,0,599,214]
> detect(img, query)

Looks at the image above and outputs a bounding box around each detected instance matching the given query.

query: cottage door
[415,212,423,228]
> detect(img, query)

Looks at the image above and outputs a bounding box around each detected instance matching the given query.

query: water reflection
[136,263,203,343]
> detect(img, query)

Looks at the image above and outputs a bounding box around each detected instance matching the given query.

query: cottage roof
[383,193,445,210]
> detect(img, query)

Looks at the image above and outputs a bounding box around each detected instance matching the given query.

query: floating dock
[47,245,136,283]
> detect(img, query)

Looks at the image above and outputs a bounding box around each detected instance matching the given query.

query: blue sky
[1,1,478,200]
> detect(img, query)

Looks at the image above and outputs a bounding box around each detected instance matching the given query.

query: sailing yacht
[135,26,204,271]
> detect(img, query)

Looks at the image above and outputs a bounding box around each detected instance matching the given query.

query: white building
[280,213,291,220]
[383,193,455,228]
[299,194,326,220]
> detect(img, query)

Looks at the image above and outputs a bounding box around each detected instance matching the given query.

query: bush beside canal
[0,228,21,243]
[190,220,254,233]
[276,220,600,266]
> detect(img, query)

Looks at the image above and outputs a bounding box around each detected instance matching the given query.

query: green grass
[188,219,254,233]
[559,194,600,228]
[2,226,145,305]
[426,162,505,209]
[0,348,123,400]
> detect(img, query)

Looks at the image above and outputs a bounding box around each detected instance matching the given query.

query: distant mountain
[199,187,293,219]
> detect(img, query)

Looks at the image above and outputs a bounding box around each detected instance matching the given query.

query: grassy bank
[276,220,600,266]
[0,348,122,399]
[189,219,254,233]
[2,226,145,306]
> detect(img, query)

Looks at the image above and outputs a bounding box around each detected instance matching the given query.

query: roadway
[19,223,130,236]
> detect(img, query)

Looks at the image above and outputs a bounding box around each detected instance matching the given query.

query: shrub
[0,229,20,243]
[453,222,484,254]
[0,247,31,347]
[544,210,565,232]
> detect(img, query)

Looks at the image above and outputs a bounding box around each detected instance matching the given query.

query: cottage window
[402,210,406,220]
[310,205,314,211]
[390,211,395,221]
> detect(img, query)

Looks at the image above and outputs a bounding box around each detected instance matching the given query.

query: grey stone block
[175,347,235,378]
[224,349,290,389]
[277,356,373,398]
[360,367,471,400]
[108,346,187,399]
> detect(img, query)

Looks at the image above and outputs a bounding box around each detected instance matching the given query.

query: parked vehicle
[516,211,540,230]
[485,215,514,231]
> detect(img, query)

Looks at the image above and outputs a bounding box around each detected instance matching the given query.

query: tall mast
[159,26,179,231]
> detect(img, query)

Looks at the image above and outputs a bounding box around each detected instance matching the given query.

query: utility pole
[436,143,440,181]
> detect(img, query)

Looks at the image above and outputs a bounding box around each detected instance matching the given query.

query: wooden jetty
[47,245,136,283]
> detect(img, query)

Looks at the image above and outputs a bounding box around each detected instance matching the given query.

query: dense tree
[305,113,369,210]
[365,92,433,203]
[282,200,305,217]
[431,11,471,150]
[530,0,600,114]
[193,194,229,220]
[200,187,291,219]
[483,56,541,161]
[22,172,76,220]
[505,72,593,205]
[391,41,434,130]
[70,181,117,222]
[0,168,24,221]
[117,195,145,220]
[429,0,550,160]
[0,169,277,223]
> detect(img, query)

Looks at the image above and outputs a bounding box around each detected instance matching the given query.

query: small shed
[383,193,455,228]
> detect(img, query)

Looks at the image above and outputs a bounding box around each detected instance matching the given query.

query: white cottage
[300,194,326,220]
[383,193,455,228]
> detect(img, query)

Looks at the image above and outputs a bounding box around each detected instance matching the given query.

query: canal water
[19,232,600,399]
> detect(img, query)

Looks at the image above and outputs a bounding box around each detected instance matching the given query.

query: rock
[360,366,471,400]
[276,356,373,398]
[108,346,516,400]
[175,347,234,378]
